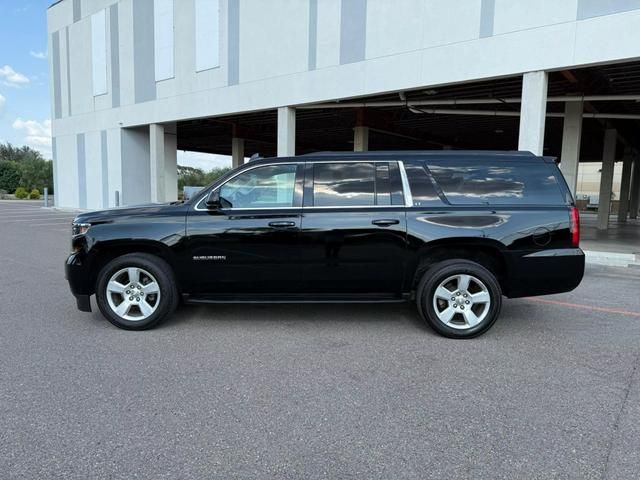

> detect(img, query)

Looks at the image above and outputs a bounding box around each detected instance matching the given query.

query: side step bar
[183,293,409,304]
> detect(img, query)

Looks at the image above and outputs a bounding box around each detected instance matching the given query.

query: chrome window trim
[398,161,413,207]
[195,160,413,212]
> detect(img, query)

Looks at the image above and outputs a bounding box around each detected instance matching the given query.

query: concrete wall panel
[68,20,94,116]
[120,127,151,206]
[54,134,79,208]
[51,32,63,119]
[493,0,578,35]
[239,0,309,83]
[107,128,123,206]
[133,0,156,103]
[574,9,640,65]
[315,0,341,69]
[423,0,482,48]
[84,131,103,209]
[578,0,640,19]
[365,0,424,58]
[81,0,119,18]
[118,0,135,107]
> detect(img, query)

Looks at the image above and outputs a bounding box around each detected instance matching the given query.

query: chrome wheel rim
[106,267,161,321]
[432,274,491,330]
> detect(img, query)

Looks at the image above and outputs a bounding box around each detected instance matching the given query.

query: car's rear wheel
[96,253,178,330]
[417,259,502,338]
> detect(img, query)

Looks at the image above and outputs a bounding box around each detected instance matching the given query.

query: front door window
[219,164,298,209]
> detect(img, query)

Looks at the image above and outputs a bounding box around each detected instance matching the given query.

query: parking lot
[1,200,639,480]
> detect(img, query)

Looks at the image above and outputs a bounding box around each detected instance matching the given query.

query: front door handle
[268,221,296,228]
[372,219,400,227]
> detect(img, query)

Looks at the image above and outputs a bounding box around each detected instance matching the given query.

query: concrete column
[630,158,640,219]
[149,123,177,203]
[617,151,633,222]
[597,129,617,231]
[277,106,296,157]
[353,126,369,152]
[150,124,165,203]
[164,123,178,202]
[518,71,548,155]
[559,101,583,195]
[232,137,245,168]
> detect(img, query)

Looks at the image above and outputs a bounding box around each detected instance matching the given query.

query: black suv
[66,151,584,338]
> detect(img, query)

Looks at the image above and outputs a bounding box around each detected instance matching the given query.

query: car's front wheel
[95,253,178,330]
[417,259,502,338]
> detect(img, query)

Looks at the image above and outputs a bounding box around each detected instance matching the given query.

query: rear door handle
[268,221,296,228]
[372,219,400,227]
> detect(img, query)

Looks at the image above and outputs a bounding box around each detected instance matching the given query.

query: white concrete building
[48,0,640,228]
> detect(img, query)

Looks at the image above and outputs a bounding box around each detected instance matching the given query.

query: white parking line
[6,216,76,222]
[0,210,51,215]
[0,211,70,217]
[28,222,73,227]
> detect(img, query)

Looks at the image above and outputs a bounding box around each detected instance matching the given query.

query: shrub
[29,188,41,200]
[14,187,28,199]
[0,189,7,199]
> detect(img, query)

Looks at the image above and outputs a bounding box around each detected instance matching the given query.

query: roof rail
[302,150,538,157]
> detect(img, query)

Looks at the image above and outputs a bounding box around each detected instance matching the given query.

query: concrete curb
[584,250,640,268]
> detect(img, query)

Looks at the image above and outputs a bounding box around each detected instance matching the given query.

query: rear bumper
[504,248,585,298]
[65,252,92,312]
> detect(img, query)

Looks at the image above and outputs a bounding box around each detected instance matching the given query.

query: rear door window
[426,161,565,205]
[311,162,404,207]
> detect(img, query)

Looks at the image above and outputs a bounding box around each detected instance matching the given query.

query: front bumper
[65,252,92,312]
[504,248,585,298]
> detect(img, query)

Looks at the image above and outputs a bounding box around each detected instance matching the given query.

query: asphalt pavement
[1,200,639,479]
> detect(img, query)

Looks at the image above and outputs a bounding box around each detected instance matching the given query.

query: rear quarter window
[426,161,566,205]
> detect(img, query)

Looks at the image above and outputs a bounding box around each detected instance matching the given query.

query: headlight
[72,223,91,237]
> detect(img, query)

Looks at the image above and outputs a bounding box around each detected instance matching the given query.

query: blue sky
[0,1,52,157]
[0,0,229,169]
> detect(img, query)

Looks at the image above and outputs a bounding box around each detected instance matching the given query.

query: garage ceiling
[177,60,640,162]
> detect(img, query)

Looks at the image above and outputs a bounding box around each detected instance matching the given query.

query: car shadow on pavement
[159,301,432,333]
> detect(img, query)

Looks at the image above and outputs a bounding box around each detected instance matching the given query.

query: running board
[184,293,409,304]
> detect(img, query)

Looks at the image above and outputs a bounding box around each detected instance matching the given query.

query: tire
[95,253,179,330]
[416,259,502,339]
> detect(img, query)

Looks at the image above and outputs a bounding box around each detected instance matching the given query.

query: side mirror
[205,190,222,209]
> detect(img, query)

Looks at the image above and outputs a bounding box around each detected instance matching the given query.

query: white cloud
[29,50,47,60]
[0,65,30,87]
[12,118,52,156]
[177,151,232,170]
[0,94,5,111]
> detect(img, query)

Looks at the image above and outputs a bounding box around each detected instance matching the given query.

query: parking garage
[175,62,640,239]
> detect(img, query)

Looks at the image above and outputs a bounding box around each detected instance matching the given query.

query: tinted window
[219,164,297,208]
[313,162,375,206]
[404,163,442,207]
[427,162,564,205]
[375,163,391,206]
[388,162,405,205]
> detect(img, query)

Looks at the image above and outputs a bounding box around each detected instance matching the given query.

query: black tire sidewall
[95,254,178,330]
[417,260,502,339]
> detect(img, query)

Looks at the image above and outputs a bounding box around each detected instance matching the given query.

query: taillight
[570,207,580,247]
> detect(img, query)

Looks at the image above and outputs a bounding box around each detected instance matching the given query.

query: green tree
[0,161,22,193]
[0,143,45,163]
[177,165,230,193]
[0,143,53,193]
[19,158,53,192]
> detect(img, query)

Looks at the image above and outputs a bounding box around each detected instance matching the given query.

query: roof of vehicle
[252,150,545,164]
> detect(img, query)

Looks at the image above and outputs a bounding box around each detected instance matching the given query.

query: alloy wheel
[432,274,491,330]
[105,267,161,321]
